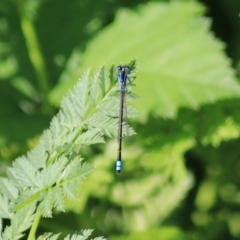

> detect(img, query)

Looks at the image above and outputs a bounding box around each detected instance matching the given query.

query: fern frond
[74,129,104,146]
[37,187,66,217]
[9,61,136,214]
[60,159,93,201]
[1,62,136,240]
[0,178,18,202]
[64,230,106,240]
[2,203,35,240]
[89,68,105,106]
[7,156,41,188]
[26,142,49,169]
[36,230,106,240]
[51,187,65,212]
[61,69,91,121]
[0,194,12,219]
[40,156,68,187]
[36,232,61,240]
[64,230,92,240]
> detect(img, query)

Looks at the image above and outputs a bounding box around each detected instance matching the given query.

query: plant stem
[27,210,41,240]
[16,1,53,114]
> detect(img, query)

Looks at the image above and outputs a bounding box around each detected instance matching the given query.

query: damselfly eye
[124,66,130,72]
[117,66,122,71]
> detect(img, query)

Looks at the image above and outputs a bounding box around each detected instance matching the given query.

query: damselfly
[115,65,130,174]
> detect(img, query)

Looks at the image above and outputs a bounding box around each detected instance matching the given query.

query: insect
[115,65,130,173]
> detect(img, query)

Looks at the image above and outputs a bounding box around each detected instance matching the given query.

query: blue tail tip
[116,159,122,174]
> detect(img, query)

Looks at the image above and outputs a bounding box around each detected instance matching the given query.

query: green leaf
[2,203,36,240]
[0,194,12,219]
[41,156,69,188]
[64,230,92,240]
[7,156,41,188]
[110,227,197,240]
[1,62,136,239]
[61,159,93,201]
[64,230,106,240]
[8,63,137,218]
[36,233,61,240]
[0,178,18,201]
[38,191,54,218]
[51,187,65,212]
[49,1,240,121]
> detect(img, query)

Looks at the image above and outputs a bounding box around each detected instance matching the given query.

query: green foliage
[0,62,136,239]
[48,1,240,238]
[1,0,240,240]
[110,227,198,240]
[49,1,240,120]
[2,203,35,240]
[36,229,105,240]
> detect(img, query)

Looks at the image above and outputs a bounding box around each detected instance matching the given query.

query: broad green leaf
[49,1,240,121]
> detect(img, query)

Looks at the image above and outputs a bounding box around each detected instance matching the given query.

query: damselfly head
[117,65,130,73]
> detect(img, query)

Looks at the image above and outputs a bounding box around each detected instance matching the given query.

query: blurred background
[1,0,240,239]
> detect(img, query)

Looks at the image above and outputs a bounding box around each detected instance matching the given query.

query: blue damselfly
[115,65,130,173]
